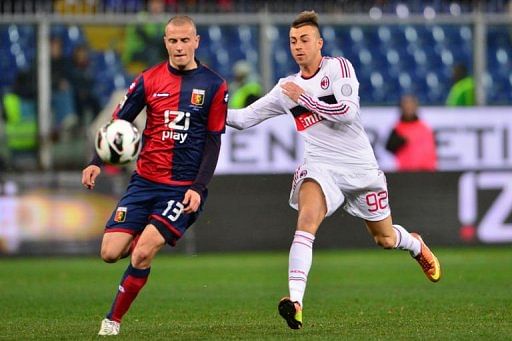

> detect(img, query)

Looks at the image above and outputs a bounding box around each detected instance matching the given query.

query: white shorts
[289,163,391,221]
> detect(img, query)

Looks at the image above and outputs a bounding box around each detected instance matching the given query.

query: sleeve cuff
[88,154,104,167]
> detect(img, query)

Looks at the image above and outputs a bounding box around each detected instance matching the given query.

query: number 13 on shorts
[162,199,185,222]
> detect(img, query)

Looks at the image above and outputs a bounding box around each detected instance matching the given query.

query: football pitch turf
[1,247,510,340]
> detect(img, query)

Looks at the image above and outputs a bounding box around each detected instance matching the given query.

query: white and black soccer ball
[95,119,141,165]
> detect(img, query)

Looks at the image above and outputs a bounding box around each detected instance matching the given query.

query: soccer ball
[95,119,141,165]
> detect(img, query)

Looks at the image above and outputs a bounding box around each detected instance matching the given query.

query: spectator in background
[69,44,102,125]
[1,68,38,170]
[50,36,78,140]
[121,0,167,75]
[228,60,262,109]
[386,94,437,171]
[445,63,476,106]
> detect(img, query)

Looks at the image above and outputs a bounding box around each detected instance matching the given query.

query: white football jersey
[227,56,378,172]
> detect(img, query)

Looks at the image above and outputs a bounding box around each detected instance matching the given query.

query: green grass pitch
[1,247,511,340]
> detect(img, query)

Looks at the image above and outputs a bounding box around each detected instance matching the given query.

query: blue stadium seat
[0,24,36,92]
[486,25,512,103]
[197,25,259,81]
[89,49,130,106]
[51,24,86,57]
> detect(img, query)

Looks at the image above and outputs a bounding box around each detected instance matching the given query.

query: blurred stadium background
[0,0,511,256]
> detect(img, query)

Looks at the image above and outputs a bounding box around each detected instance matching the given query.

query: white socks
[288,230,315,307]
[287,226,419,307]
[392,224,421,256]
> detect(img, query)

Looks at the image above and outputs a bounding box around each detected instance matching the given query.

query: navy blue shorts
[105,172,207,246]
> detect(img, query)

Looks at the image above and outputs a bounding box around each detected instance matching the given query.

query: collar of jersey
[167,58,202,75]
[300,56,325,80]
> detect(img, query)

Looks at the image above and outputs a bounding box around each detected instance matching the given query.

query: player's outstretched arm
[82,165,101,190]
[227,85,285,130]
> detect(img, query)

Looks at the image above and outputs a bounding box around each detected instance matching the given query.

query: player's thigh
[131,224,166,269]
[105,174,155,236]
[297,179,327,234]
[290,163,344,217]
[100,232,134,262]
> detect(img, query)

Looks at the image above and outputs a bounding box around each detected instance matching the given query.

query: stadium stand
[0,0,511,107]
[270,23,475,105]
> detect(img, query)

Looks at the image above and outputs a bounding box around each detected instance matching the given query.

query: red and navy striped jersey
[113,61,228,185]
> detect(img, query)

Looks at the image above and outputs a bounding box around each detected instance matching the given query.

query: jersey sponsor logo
[290,104,324,131]
[341,84,353,96]
[163,110,190,143]
[320,76,330,89]
[153,92,170,97]
[293,111,324,131]
[162,130,188,143]
[114,206,127,222]
[191,89,205,106]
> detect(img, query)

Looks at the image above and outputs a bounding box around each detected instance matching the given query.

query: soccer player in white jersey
[227,11,441,330]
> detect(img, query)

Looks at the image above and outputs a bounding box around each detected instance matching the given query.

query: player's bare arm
[281,82,305,103]
[81,165,101,190]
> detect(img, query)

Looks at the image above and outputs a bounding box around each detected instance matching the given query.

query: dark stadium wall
[2,170,511,256]
[184,172,479,253]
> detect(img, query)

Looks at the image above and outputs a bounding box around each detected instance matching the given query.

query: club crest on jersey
[320,76,330,89]
[191,89,205,106]
[114,207,127,222]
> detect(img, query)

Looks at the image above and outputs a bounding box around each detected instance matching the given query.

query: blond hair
[167,15,197,34]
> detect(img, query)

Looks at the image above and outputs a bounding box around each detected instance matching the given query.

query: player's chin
[172,56,188,64]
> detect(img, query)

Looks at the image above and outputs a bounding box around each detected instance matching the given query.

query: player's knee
[374,235,395,249]
[101,248,121,263]
[297,214,322,234]
[131,248,153,268]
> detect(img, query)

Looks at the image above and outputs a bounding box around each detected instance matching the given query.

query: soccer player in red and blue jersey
[81,15,228,336]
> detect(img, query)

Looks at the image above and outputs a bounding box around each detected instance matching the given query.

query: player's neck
[169,59,198,71]
[299,55,323,78]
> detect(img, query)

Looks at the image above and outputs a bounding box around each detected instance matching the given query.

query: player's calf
[373,234,395,249]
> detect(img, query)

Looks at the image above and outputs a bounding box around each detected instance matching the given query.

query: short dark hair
[291,10,320,31]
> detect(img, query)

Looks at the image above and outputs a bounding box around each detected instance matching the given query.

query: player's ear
[195,34,200,48]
